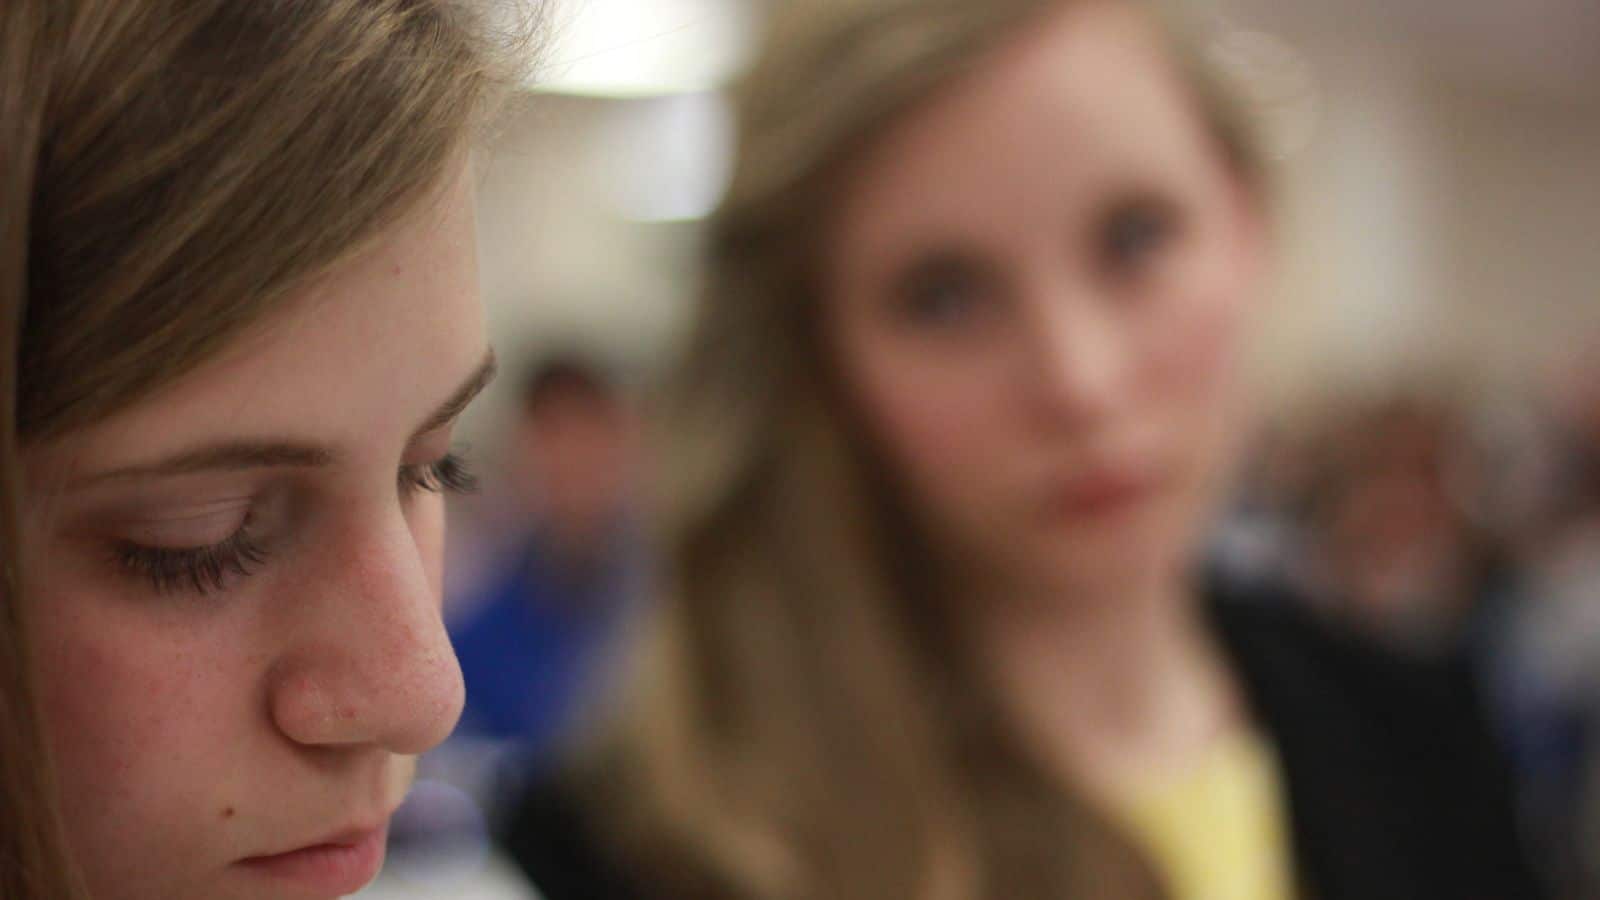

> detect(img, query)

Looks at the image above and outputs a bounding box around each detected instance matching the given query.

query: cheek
[33,598,186,773]
[840,332,1018,535]
[24,583,246,875]
[1146,205,1262,402]
[1136,258,1256,512]
[1140,262,1251,420]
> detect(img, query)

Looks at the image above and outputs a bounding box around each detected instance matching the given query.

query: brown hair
[0,1,527,894]
[588,1,1265,898]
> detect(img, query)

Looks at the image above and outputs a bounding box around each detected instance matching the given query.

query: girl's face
[20,165,487,900]
[825,0,1267,598]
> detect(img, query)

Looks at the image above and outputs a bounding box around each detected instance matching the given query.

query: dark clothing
[502,582,1545,900]
[1206,581,1542,900]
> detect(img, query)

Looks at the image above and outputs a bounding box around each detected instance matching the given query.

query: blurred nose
[269,504,464,755]
[1018,280,1128,428]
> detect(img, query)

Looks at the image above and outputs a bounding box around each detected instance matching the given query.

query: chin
[1031,518,1195,592]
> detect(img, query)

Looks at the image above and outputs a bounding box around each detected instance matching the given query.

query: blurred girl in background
[506,1,1540,898]
[1,2,521,897]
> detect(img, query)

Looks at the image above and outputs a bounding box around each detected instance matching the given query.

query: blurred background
[360,0,1600,897]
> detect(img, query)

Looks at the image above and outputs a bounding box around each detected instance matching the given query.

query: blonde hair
[588,1,1266,899]
[0,2,527,895]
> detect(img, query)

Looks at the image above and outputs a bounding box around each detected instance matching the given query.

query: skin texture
[19,163,488,900]
[824,0,1266,607]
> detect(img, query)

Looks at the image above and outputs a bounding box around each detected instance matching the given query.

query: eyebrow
[410,348,497,440]
[73,348,498,489]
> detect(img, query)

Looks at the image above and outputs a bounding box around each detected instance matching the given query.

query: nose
[268,504,465,755]
[1018,282,1129,428]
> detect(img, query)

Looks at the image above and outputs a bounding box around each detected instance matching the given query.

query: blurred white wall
[1221,0,1600,404]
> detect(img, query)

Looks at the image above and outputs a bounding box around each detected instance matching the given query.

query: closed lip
[237,822,389,896]
[1049,466,1161,517]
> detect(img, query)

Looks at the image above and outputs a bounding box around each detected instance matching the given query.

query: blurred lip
[1047,465,1162,519]
[236,822,388,896]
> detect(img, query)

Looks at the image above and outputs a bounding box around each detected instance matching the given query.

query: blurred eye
[893,253,994,330]
[1099,197,1181,276]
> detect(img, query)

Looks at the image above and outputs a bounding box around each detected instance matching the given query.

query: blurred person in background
[1218,382,1600,899]
[448,353,643,775]
[500,1,1541,899]
[0,1,525,897]
[1298,398,1508,654]
[1477,362,1600,900]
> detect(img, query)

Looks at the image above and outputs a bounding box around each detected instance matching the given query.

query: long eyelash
[116,527,268,597]
[400,451,478,498]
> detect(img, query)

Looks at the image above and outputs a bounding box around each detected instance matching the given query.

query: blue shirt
[448,535,635,754]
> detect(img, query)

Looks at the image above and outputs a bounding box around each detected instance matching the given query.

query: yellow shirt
[1110,730,1298,900]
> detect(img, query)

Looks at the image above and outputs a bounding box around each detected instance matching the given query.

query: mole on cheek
[221,806,236,820]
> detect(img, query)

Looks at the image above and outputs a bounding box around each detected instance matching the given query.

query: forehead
[830,1,1220,255]
[33,167,484,479]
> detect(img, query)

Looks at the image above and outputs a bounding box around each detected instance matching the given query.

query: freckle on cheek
[221,806,235,820]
